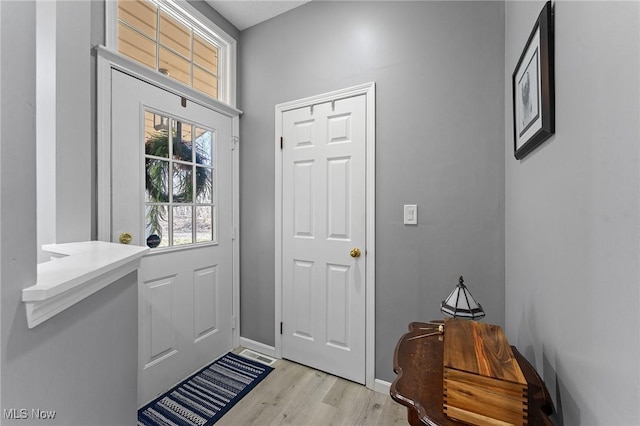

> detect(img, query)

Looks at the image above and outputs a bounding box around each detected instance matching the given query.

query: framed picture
[512,1,554,160]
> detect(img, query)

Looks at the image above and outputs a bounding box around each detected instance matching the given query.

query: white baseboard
[374,378,391,395]
[239,337,276,358]
[238,337,390,396]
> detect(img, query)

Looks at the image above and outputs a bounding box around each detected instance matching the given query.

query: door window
[144,110,216,248]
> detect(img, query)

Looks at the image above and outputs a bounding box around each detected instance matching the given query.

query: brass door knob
[350,248,361,258]
[119,232,132,245]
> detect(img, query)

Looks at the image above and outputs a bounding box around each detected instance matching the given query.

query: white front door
[110,69,234,405]
[281,95,367,384]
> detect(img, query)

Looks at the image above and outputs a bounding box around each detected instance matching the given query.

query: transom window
[114,0,234,103]
[144,110,217,248]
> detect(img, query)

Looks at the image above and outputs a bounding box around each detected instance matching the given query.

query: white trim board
[22,242,148,328]
[239,336,392,395]
[274,82,376,390]
[374,379,391,396]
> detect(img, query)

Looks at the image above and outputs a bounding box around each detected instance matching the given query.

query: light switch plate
[404,204,418,225]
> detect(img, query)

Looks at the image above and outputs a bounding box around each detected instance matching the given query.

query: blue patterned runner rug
[138,352,273,425]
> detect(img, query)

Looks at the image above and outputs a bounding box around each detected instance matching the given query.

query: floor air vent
[238,349,277,366]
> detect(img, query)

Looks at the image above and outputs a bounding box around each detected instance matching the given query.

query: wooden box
[443,318,528,425]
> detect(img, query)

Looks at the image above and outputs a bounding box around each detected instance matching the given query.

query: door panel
[111,69,233,405]
[144,275,176,363]
[282,95,366,384]
[326,263,350,349]
[292,260,314,339]
[327,158,351,239]
[293,161,315,237]
[193,266,218,341]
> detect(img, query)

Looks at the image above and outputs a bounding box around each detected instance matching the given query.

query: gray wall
[187,0,240,42]
[1,2,138,425]
[2,275,139,426]
[3,0,239,423]
[0,1,240,422]
[504,2,640,425]
[56,0,93,244]
[239,1,506,382]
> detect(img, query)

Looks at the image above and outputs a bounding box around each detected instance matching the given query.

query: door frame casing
[274,83,376,389]
[96,46,241,349]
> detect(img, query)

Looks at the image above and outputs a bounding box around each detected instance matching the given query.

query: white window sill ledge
[22,241,149,329]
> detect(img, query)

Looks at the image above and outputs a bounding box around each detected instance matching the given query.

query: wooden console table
[390,322,554,425]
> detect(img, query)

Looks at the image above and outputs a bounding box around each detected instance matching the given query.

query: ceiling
[203,0,311,31]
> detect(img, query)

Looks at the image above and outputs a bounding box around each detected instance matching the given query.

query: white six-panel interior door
[109,69,235,406]
[277,85,375,386]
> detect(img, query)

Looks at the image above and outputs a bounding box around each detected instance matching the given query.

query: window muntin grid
[117,0,220,99]
[144,110,217,248]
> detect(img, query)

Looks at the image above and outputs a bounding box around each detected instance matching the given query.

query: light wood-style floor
[217,357,408,426]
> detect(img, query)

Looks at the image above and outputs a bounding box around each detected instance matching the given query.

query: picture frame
[512,1,554,160]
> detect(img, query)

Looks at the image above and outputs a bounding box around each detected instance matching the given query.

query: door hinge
[232,316,237,330]
[231,136,239,151]
[280,322,283,335]
[232,226,237,240]
[280,137,283,150]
